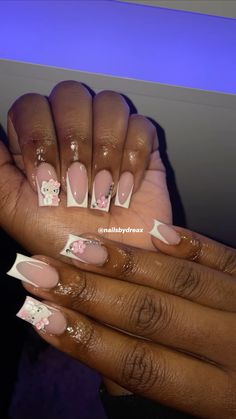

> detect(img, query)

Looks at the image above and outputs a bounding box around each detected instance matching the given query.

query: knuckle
[67,318,97,355]
[217,246,236,275]
[29,124,55,145]
[63,271,97,310]
[121,342,166,393]
[171,261,203,299]
[95,129,121,151]
[118,246,138,279]
[61,125,89,145]
[129,290,172,337]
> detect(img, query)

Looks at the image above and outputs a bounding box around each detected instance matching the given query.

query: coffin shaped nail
[149,219,180,245]
[67,162,88,208]
[60,234,108,266]
[7,254,59,288]
[90,170,113,212]
[17,296,67,334]
[114,172,134,209]
[36,163,60,207]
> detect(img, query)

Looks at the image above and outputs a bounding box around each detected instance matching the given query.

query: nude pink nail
[115,172,134,208]
[7,254,59,288]
[67,162,88,207]
[17,296,67,335]
[61,234,108,266]
[149,219,181,245]
[36,162,60,207]
[91,170,113,212]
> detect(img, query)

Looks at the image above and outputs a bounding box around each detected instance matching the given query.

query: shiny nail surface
[90,170,113,212]
[67,162,88,207]
[115,172,134,208]
[61,234,108,266]
[36,163,60,207]
[7,254,59,288]
[149,219,181,245]
[17,296,67,334]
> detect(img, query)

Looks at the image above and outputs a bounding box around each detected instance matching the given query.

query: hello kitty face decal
[40,179,60,206]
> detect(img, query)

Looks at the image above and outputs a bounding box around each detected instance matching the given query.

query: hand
[11,226,236,419]
[0,81,171,256]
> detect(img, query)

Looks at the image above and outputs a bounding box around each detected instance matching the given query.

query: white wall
[120,0,236,18]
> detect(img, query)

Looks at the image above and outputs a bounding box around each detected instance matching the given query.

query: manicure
[67,162,88,207]
[36,162,60,207]
[91,169,113,212]
[61,234,108,266]
[17,296,67,335]
[115,172,134,208]
[7,254,59,288]
[149,219,181,245]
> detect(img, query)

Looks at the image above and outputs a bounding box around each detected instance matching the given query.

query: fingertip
[150,221,202,261]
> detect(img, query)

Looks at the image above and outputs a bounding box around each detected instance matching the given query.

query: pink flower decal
[35,317,50,330]
[71,240,86,255]
[97,195,108,208]
[49,179,60,188]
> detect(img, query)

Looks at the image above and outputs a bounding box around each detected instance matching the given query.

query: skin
[0,81,171,395]
[21,228,236,419]
[1,81,235,417]
[0,80,171,257]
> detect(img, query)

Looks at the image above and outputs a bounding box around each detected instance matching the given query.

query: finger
[59,234,236,312]
[16,255,236,366]
[91,91,129,212]
[8,93,60,207]
[114,115,154,209]
[0,140,26,229]
[49,81,92,208]
[16,296,230,418]
[149,223,236,277]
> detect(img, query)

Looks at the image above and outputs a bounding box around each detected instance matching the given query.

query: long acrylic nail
[7,254,59,288]
[90,170,113,212]
[149,219,181,245]
[36,162,60,207]
[61,234,108,266]
[67,162,88,207]
[115,172,134,208]
[17,296,67,334]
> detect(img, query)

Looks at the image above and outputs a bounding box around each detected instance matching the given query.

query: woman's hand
[0,81,171,255]
[9,227,236,419]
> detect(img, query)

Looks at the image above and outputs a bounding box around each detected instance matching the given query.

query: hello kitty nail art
[17,296,52,330]
[36,163,60,207]
[41,179,60,206]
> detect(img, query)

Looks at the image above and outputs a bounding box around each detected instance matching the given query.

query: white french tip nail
[149,219,181,245]
[114,183,133,209]
[149,219,169,243]
[66,172,88,208]
[7,254,47,286]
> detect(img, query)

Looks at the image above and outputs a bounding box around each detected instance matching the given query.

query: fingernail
[149,219,181,245]
[91,170,113,212]
[114,172,134,208]
[67,162,88,207]
[60,234,108,266]
[17,296,67,335]
[36,162,60,207]
[7,254,59,288]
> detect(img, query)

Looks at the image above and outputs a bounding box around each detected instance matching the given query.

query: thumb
[149,219,236,276]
